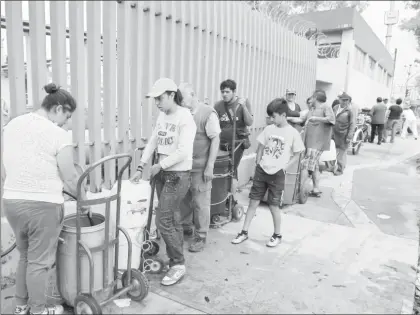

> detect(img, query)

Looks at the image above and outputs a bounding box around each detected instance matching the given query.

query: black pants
[371,124,384,143]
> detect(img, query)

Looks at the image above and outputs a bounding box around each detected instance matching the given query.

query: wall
[1,1,317,192]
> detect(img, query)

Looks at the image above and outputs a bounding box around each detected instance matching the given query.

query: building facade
[300,8,394,110]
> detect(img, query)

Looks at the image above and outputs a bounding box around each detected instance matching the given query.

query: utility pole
[390,48,398,98]
[384,1,398,53]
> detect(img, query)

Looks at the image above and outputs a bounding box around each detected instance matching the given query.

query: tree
[399,1,420,52]
[246,1,370,16]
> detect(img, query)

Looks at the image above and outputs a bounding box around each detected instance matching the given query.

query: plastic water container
[63,180,151,270]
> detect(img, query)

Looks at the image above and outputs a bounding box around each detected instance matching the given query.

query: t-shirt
[388,105,403,120]
[403,108,416,121]
[141,106,197,171]
[3,112,73,204]
[257,124,305,175]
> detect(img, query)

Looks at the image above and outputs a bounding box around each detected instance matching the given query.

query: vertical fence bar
[239,3,247,97]
[224,1,232,79]
[129,1,143,175]
[202,0,211,103]
[268,20,275,101]
[159,1,167,78]
[218,1,225,87]
[69,1,87,170]
[102,0,117,187]
[194,1,203,97]
[50,1,67,89]
[28,1,47,109]
[229,1,237,81]
[5,1,26,118]
[86,1,102,192]
[169,1,177,80]
[187,1,195,83]
[178,1,187,83]
[234,2,242,92]
[210,1,218,105]
[148,2,159,126]
[141,2,152,142]
[117,1,131,180]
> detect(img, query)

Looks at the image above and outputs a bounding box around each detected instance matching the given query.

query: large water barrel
[57,213,114,307]
[210,150,231,216]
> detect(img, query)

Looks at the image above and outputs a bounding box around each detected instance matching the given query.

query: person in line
[382,98,390,142]
[231,98,304,246]
[384,98,403,143]
[401,104,418,140]
[178,82,221,252]
[2,83,88,315]
[285,88,302,130]
[332,92,355,176]
[214,79,253,203]
[369,97,387,145]
[287,90,335,196]
[130,78,196,286]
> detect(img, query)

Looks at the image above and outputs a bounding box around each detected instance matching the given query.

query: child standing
[231,98,305,247]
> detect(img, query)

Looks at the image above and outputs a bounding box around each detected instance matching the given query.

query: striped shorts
[301,148,323,172]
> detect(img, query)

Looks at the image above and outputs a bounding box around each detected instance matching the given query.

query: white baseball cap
[146,78,178,98]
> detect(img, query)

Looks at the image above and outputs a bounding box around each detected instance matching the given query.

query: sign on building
[384,11,399,25]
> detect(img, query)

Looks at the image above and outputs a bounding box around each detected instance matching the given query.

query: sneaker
[161,265,186,286]
[188,236,206,252]
[14,305,30,315]
[231,231,248,244]
[30,305,64,315]
[266,234,282,247]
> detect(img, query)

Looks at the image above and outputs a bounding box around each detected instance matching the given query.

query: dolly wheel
[298,172,311,204]
[232,204,244,222]
[74,294,102,315]
[211,214,221,225]
[139,256,165,274]
[122,269,149,302]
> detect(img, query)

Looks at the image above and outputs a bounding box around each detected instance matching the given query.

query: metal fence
[1,1,317,193]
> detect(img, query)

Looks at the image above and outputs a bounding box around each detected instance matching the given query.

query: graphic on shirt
[263,135,285,160]
[219,112,239,123]
[157,122,177,146]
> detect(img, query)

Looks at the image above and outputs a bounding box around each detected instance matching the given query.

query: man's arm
[255,143,264,165]
[239,98,254,126]
[204,112,221,170]
[346,110,355,142]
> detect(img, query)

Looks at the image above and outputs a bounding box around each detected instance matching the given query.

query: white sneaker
[30,305,64,315]
[266,234,282,247]
[161,265,186,286]
[14,305,29,315]
[231,231,249,244]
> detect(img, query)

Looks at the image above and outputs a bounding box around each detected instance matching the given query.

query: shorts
[249,165,285,206]
[301,148,323,172]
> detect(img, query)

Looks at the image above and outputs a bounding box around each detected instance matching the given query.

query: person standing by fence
[178,83,221,253]
[369,97,387,145]
[2,83,87,315]
[332,92,355,176]
[130,78,196,286]
[214,79,253,203]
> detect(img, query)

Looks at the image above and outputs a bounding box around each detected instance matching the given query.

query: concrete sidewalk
[1,135,419,314]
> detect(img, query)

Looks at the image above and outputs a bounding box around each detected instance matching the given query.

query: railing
[1,1,317,193]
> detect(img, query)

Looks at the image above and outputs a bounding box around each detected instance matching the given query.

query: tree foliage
[245,1,370,16]
[399,1,420,52]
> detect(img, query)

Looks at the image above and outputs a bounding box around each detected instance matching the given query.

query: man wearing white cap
[130,78,197,286]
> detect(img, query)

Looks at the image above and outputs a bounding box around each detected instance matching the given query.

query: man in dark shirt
[214,79,254,201]
[369,97,387,145]
[384,98,403,143]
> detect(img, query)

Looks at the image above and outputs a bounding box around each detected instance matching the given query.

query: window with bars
[353,46,366,72]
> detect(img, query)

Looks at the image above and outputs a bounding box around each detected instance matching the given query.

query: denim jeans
[155,171,191,267]
[4,199,64,313]
[180,171,212,239]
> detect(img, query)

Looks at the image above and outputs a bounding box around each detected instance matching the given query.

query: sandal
[309,191,322,198]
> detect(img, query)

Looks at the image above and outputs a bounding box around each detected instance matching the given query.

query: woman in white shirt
[2,83,86,315]
[130,78,196,286]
